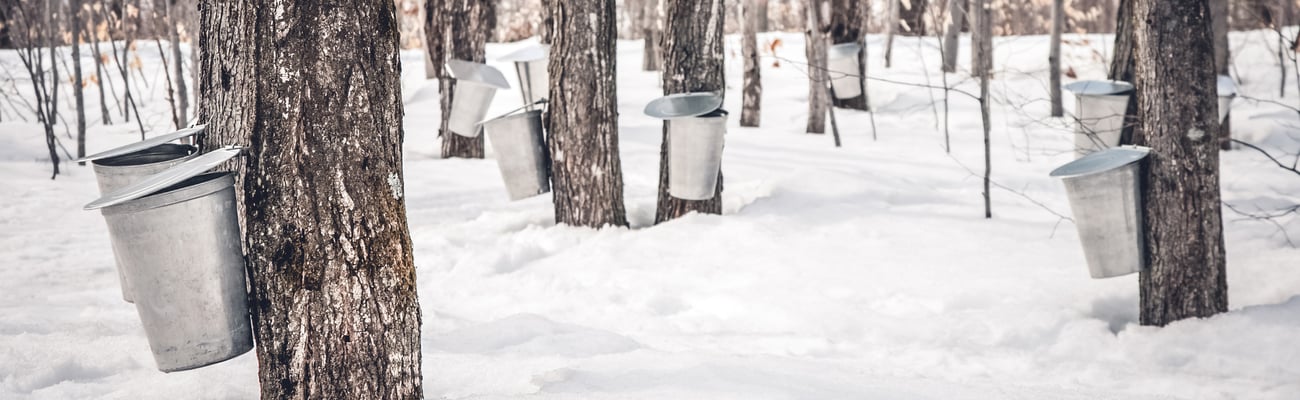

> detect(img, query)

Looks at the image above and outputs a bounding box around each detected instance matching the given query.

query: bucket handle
[477,99,549,127]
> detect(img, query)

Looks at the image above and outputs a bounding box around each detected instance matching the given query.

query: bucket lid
[1217,75,1237,97]
[1063,80,1134,96]
[84,146,243,210]
[498,44,549,63]
[77,124,207,163]
[447,59,511,90]
[644,92,724,119]
[1049,146,1150,178]
[828,42,861,60]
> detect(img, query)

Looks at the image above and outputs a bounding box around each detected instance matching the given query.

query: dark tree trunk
[755,0,769,32]
[898,0,928,36]
[119,0,132,123]
[805,0,828,134]
[548,0,629,228]
[1211,0,1230,150]
[1110,0,1138,145]
[540,0,553,44]
[71,0,87,163]
[1131,0,1228,327]
[942,0,965,72]
[970,0,991,78]
[1049,0,1063,117]
[89,4,113,124]
[46,0,59,176]
[642,0,661,71]
[830,0,868,111]
[741,0,761,127]
[196,0,424,398]
[166,0,188,126]
[428,0,495,159]
[655,0,725,223]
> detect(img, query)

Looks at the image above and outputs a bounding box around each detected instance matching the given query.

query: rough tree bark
[1110,0,1137,144]
[830,0,868,111]
[1211,0,1230,150]
[642,0,662,71]
[656,0,725,223]
[741,0,761,127]
[942,0,965,72]
[898,0,928,36]
[1131,0,1228,327]
[72,0,87,162]
[428,0,495,159]
[805,0,828,133]
[548,0,629,228]
[970,0,991,79]
[540,0,553,44]
[196,0,424,398]
[1049,0,1062,117]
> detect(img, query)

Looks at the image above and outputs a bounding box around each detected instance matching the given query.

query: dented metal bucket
[85,138,201,303]
[85,148,253,372]
[446,60,511,137]
[1050,146,1151,279]
[668,110,728,200]
[827,42,863,99]
[500,44,550,106]
[483,109,550,200]
[1064,80,1133,157]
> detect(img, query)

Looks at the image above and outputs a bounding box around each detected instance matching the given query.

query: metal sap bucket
[80,125,207,303]
[1064,80,1134,157]
[1217,75,1236,123]
[645,92,727,201]
[499,44,549,106]
[482,108,550,200]
[827,42,862,99]
[1050,146,1151,279]
[446,59,511,137]
[84,147,253,372]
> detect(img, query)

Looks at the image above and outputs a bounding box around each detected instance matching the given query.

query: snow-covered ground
[2,29,1298,399]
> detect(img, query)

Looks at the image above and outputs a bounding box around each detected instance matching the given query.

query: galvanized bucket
[85,148,253,372]
[446,60,511,137]
[482,109,550,200]
[499,44,549,106]
[668,110,728,200]
[1050,146,1151,279]
[80,126,208,303]
[1217,75,1236,123]
[827,42,862,99]
[1064,80,1133,157]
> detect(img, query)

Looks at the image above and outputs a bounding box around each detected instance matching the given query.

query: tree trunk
[119,0,132,123]
[884,0,896,67]
[166,0,188,126]
[1131,0,1228,327]
[1211,0,1230,150]
[89,6,113,125]
[980,64,991,218]
[898,0,928,36]
[942,0,964,72]
[1110,0,1137,144]
[548,0,629,228]
[741,0,761,127]
[656,0,725,223]
[970,0,991,79]
[756,0,769,32]
[46,0,59,176]
[642,0,661,71]
[805,0,827,134]
[428,0,495,159]
[72,0,87,163]
[540,0,553,44]
[829,0,867,110]
[196,0,424,398]
[1049,0,1062,117]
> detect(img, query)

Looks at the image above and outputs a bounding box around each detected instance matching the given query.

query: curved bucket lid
[78,125,207,163]
[1050,146,1150,178]
[1217,75,1237,97]
[644,92,724,119]
[84,146,243,210]
[1063,80,1134,96]
[828,42,861,60]
[447,59,511,90]
[498,44,549,63]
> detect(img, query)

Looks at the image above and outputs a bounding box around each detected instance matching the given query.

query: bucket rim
[1217,75,1237,97]
[100,172,234,216]
[828,42,862,60]
[91,143,197,170]
[85,147,243,210]
[447,59,511,90]
[480,108,543,127]
[645,92,724,119]
[78,125,207,163]
[1050,146,1150,178]
[498,44,549,63]
[1063,80,1134,96]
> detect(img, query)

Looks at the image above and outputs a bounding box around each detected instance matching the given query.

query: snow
[3,29,1300,399]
